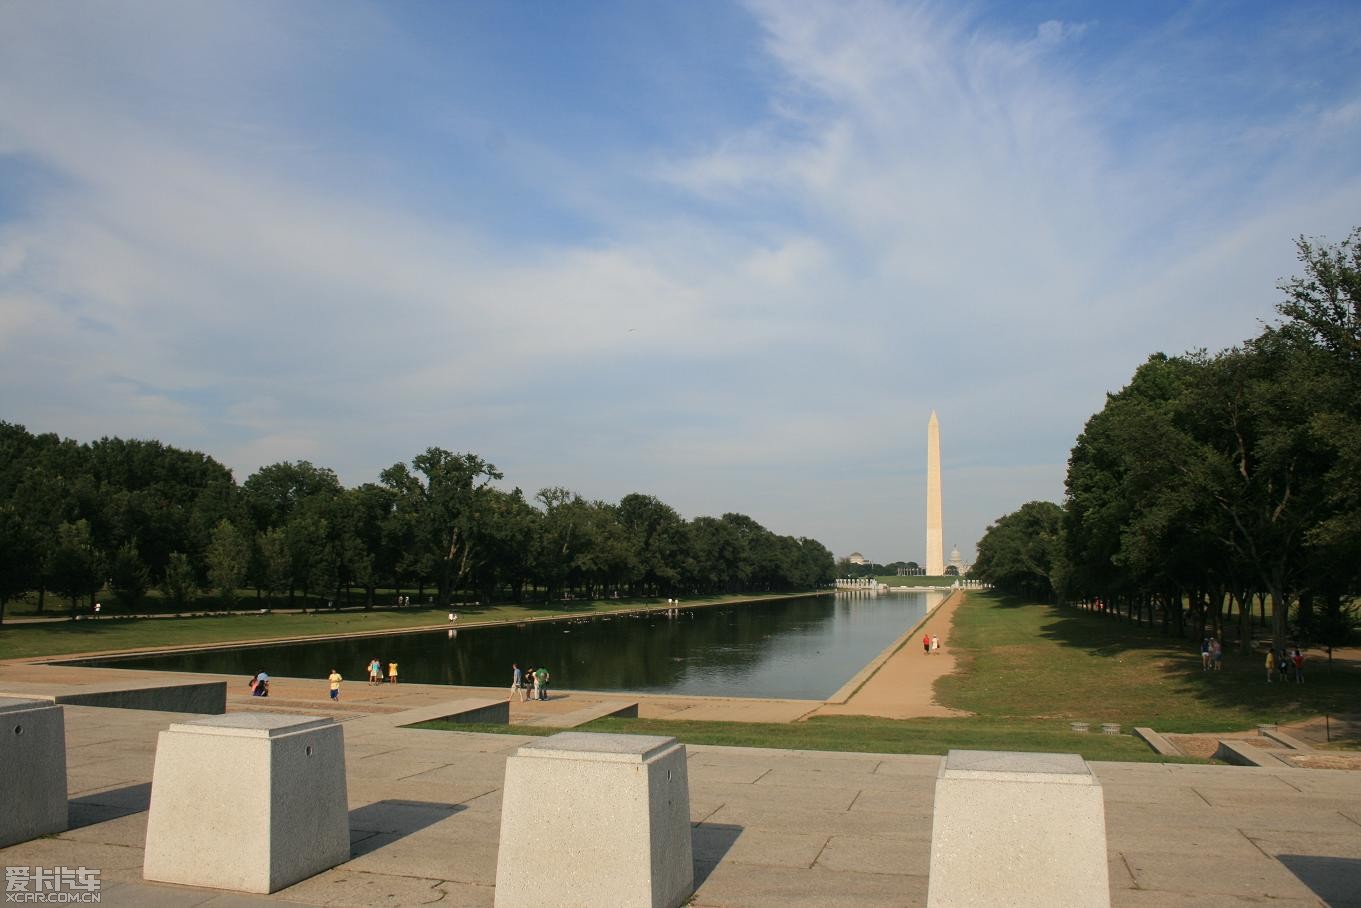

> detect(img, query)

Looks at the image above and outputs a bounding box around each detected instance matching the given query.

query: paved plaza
[1,699,1359,907]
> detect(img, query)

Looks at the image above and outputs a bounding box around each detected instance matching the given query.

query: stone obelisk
[926,410,944,576]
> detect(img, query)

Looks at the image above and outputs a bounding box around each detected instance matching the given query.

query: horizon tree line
[0,428,836,622]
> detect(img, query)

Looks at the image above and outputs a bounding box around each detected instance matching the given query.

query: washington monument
[926,410,944,576]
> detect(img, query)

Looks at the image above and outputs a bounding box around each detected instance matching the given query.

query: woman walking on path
[511,664,526,702]
[1265,649,1275,682]
[930,633,939,654]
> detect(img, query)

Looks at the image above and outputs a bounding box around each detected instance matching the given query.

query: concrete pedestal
[494,731,693,908]
[927,749,1110,908]
[0,698,67,847]
[143,713,349,893]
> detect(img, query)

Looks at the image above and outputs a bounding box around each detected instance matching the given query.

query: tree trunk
[1268,585,1290,657]
[1237,590,1253,654]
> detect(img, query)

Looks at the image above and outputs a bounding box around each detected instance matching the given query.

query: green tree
[255,527,291,608]
[160,552,198,612]
[48,519,102,620]
[0,505,39,624]
[205,519,251,607]
[108,541,150,610]
[972,501,1065,601]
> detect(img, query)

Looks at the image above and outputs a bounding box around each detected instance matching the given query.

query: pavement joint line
[751,767,773,785]
[457,787,501,805]
[1119,853,1140,889]
[808,834,833,870]
[693,803,725,825]
[1238,827,1275,860]
[1192,786,1213,807]
[846,789,865,812]
[1340,810,1361,829]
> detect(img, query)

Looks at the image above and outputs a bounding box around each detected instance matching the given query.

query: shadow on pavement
[1277,854,1361,907]
[67,781,152,829]
[692,822,742,887]
[349,799,466,857]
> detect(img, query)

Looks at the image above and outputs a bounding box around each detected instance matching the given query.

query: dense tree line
[835,559,921,579]
[0,431,835,622]
[973,230,1361,655]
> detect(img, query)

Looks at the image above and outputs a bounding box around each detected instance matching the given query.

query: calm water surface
[83,591,944,700]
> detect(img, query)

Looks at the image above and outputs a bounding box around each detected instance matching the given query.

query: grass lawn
[414,715,1188,762]
[0,592,820,660]
[934,592,1359,732]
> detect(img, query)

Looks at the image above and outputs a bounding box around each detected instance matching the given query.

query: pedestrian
[1292,648,1305,684]
[368,658,381,685]
[536,666,550,701]
[531,667,541,701]
[1200,638,1211,670]
[328,668,342,701]
[1264,649,1274,683]
[388,660,399,684]
[923,633,930,654]
[511,663,525,702]
[1211,637,1223,672]
[94,601,102,616]
[930,633,940,654]
[250,671,270,697]
[1277,650,1290,683]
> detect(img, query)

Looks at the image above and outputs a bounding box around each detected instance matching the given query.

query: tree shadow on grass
[1029,603,1361,722]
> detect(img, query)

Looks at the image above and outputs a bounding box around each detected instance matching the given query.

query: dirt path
[811,590,971,720]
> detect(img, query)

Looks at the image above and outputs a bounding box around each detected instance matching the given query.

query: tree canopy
[0,429,835,621]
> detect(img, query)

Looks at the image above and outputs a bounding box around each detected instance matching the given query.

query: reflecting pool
[79,591,944,700]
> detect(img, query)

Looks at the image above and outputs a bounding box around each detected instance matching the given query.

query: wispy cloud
[1,0,1358,561]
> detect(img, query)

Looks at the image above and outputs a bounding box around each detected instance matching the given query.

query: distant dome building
[948,545,964,575]
[847,552,867,565]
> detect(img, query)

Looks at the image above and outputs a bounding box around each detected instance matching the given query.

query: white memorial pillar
[927,749,1110,908]
[0,698,67,847]
[495,731,693,908]
[143,714,349,893]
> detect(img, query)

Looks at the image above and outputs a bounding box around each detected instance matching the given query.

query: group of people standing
[921,632,940,654]
[1199,637,1224,671]
[510,663,551,701]
[1266,648,1306,684]
[367,657,398,685]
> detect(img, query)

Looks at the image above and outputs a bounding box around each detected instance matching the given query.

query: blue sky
[2,0,1359,564]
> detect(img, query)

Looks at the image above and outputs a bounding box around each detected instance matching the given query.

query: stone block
[143,713,349,893]
[0,698,68,847]
[494,731,693,908]
[927,749,1110,908]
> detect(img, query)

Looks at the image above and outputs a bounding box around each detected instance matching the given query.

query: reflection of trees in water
[89,594,936,696]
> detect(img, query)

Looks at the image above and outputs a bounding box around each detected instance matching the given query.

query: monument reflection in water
[86,591,943,700]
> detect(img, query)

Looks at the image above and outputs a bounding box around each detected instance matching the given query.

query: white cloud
[1,0,1357,563]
